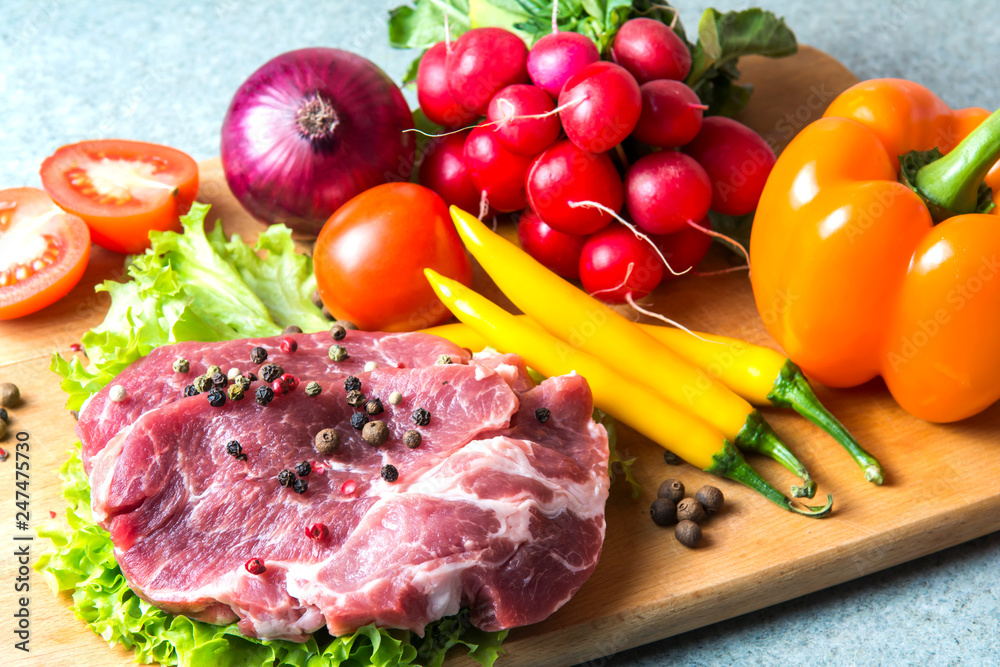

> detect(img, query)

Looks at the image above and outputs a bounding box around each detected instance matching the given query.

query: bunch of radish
[416,18,776,304]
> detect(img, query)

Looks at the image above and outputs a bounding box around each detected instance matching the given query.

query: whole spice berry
[305,381,322,397]
[328,345,348,362]
[411,407,431,426]
[335,319,358,331]
[676,498,706,524]
[0,447,7,462]
[365,398,384,415]
[321,305,335,320]
[330,324,347,341]
[0,408,8,423]
[260,363,284,383]
[245,558,266,575]
[237,375,252,392]
[364,361,379,372]
[436,354,452,365]
[292,478,308,494]
[283,325,303,334]
[403,429,422,449]
[295,460,312,477]
[250,346,267,364]
[340,479,357,495]
[228,383,245,401]
[272,379,289,396]
[310,288,323,309]
[280,373,299,390]
[173,358,190,373]
[194,375,213,393]
[381,464,399,482]
[207,388,226,407]
[244,372,258,382]
[255,385,275,406]
[227,367,242,381]
[663,450,682,465]
[109,385,128,403]
[657,479,685,503]
[650,498,677,527]
[314,428,341,455]
[0,422,6,441]
[183,385,199,397]
[280,337,298,354]
[351,412,369,430]
[388,391,402,406]
[362,420,389,446]
[675,520,702,548]
[226,440,247,461]
[305,522,328,541]
[695,485,725,515]
[277,469,294,487]
[0,383,19,408]
[535,407,551,423]
[206,365,222,377]
[344,376,362,392]
[346,390,366,408]
[211,372,228,388]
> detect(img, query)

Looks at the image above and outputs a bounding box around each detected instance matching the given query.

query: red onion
[221,48,415,236]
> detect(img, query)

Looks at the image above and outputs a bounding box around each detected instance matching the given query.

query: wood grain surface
[5,46,998,667]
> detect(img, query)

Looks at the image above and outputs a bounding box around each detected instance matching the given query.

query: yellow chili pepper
[449,207,816,496]
[424,268,832,517]
[425,319,882,484]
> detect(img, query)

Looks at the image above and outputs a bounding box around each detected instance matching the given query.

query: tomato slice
[40,139,198,254]
[0,188,91,320]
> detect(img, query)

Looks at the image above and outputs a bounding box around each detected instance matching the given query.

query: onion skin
[221,48,415,237]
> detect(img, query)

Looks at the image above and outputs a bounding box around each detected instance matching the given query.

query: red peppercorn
[49,510,57,518]
[69,343,82,352]
[280,337,298,354]
[245,558,266,575]
[305,523,329,541]
[272,379,289,395]
[340,479,357,495]
[0,447,7,462]
[280,373,300,390]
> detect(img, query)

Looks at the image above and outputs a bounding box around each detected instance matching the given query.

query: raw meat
[85,339,609,641]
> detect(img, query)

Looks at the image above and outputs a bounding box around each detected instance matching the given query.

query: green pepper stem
[767,360,884,485]
[735,411,817,498]
[706,440,833,518]
[916,107,1000,216]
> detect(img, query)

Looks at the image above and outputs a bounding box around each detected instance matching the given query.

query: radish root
[686,219,752,274]
[625,291,722,345]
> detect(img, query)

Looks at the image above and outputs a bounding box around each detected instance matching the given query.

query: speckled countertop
[3,1,1000,664]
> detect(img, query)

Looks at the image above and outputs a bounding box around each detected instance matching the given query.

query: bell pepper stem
[916,107,1000,216]
[706,440,833,518]
[735,411,817,498]
[767,360,885,485]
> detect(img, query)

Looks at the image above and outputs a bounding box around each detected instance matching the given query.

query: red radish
[610,18,692,84]
[625,151,712,235]
[632,80,704,148]
[418,130,482,213]
[446,28,530,116]
[486,85,561,156]
[526,139,623,235]
[517,208,587,279]
[417,42,479,128]
[684,116,777,216]
[558,61,641,154]
[653,218,713,279]
[579,223,664,303]
[526,31,600,98]
[463,125,532,212]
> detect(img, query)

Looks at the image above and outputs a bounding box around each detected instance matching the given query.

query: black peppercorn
[277,469,294,487]
[226,440,247,461]
[330,324,347,341]
[351,412,369,430]
[295,460,311,477]
[381,464,399,483]
[346,390,366,408]
[260,363,283,383]
[695,486,725,515]
[305,381,321,397]
[657,479,685,503]
[250,346,267,364]
[245,372,258,382]
[255,385,275,406]
[292,478,308,494]
[535,407,551,423]
[403,430,422,449]
[344,376,362,392]
[314,428,340,455]
[411,407,431,426]
[663,450,682,465]
[207,388,226,407]
[650,498,677,527]
[676,498,706,524]
[362,420,389,446]
[183,385,199,397]
[211,372,228,388]
[364,398,384,415]
[194,375,213,393]
[675,520,702,548]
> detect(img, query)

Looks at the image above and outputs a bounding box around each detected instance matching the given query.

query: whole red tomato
[314,183,472,331]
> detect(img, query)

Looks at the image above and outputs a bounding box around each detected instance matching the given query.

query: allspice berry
[362,420,389,447]
[695,485,725,515]
[649,498,677,527]
[662,450,681,465]
[314,429,341,455]
[676,497,706,524]
[675,520,702,548]
[403,429,422,449]
[1,382,21,408]
[657,478,685,503]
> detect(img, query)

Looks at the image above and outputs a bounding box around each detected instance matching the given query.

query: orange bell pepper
[750,79,1000,423]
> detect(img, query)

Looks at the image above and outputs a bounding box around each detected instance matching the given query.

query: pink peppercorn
[340,479,357,495]
[280,337,298,353]
[245,558,266,575]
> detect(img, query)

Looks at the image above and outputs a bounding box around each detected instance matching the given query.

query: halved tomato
[40,139,198,254]
[0,188,91,320]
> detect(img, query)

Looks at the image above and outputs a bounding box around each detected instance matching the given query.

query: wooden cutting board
[5,46,1000,667]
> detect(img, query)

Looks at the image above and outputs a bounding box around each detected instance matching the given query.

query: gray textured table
[3,0,999,664]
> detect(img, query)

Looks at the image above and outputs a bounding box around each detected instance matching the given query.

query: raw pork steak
[85,332,609,641]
